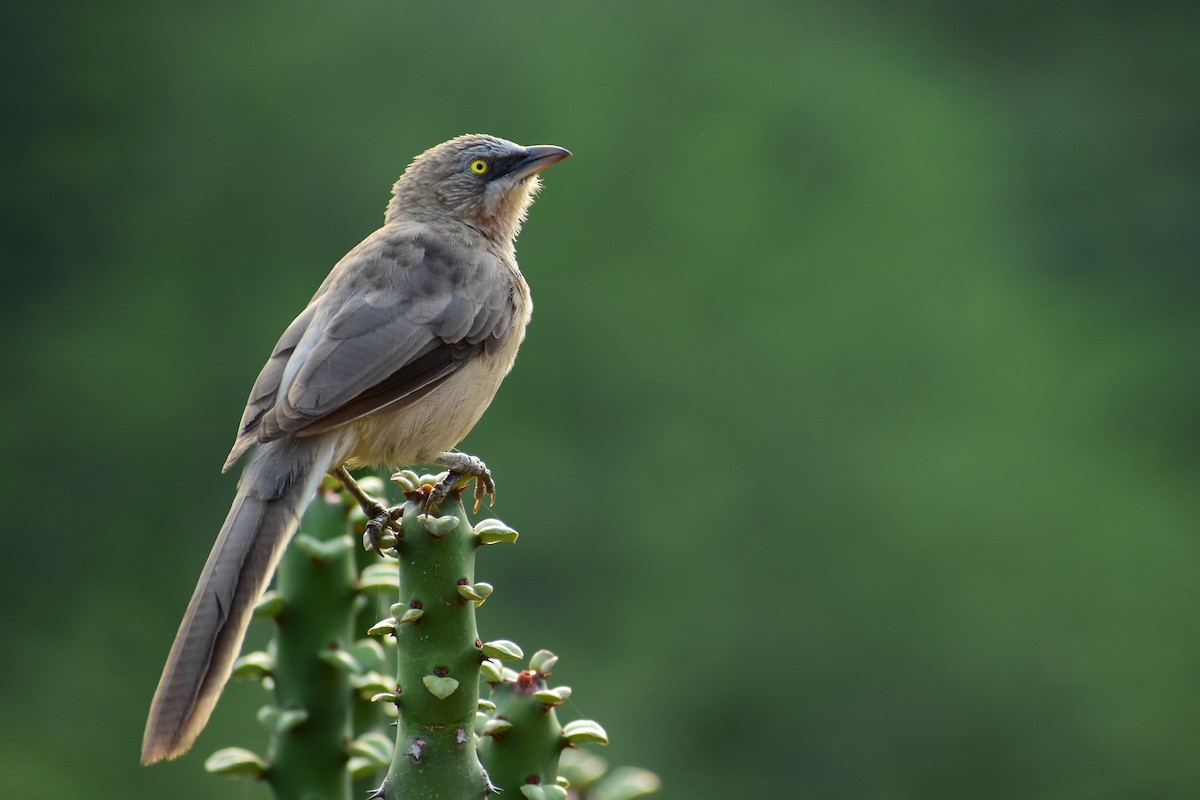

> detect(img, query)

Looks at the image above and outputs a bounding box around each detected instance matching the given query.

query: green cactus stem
[477,649,614,799]
[347,475,401,796]
[477,655,567,795]
[264,480,359,800]
[365,473,518,799]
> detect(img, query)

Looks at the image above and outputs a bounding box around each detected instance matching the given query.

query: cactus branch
[366,479,499,798]
[265,482,358,799]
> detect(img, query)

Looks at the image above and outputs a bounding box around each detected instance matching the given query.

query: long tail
[141,436,334,764]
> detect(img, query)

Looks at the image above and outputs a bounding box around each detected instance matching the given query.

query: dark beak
[509,145,572,181]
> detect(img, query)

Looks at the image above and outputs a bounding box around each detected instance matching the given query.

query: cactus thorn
[397,607,425,624]
[481,639,524,661]
[204,747,267,779]
[389,469,421,492]
[483,718,514,736]
[484,770,502,795]
[529,649,558,675]
[367,617,398,636]
[423,674,461,699]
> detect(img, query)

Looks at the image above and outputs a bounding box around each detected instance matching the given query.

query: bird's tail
[141,437,334,764]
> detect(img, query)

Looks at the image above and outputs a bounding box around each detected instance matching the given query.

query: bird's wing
[224,228,514,468]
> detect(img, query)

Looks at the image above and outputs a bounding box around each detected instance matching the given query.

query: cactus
[360,469,518,798]
[477,648,608,800]
[204,469,659,800]
[346,475,402,796]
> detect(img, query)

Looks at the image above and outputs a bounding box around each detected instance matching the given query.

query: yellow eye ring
[469,159,489,175]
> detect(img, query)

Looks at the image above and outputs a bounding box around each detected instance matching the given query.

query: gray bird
[141,134,570,764]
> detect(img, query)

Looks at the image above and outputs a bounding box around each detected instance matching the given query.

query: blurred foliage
[2,1,1199,798]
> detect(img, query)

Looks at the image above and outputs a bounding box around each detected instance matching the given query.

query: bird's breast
[340,271,531,469]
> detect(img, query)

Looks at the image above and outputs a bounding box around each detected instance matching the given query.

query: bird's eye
[469,159,490,175]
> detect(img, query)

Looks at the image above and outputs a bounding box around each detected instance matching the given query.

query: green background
[3,1,1198,797]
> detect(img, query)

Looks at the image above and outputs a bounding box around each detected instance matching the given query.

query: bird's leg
[331,465,389,518]
[331,465,403,554]
[427,451,496,513]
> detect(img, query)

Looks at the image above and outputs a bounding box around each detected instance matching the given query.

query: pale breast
[338,262,531,469]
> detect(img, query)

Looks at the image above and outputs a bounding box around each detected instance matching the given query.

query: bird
[141,133,570,765]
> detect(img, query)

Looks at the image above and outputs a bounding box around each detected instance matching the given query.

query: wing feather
[223,226,515,467]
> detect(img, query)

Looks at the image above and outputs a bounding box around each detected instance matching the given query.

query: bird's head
[388,134,571,245]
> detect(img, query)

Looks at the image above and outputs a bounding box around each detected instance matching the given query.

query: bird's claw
[363,504,404,555]
[425,454,495,513]
[472,471,497,512]
[330,466,404,553]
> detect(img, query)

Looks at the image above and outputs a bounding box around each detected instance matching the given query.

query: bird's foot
[427,451,496,512]
[331,466,404,554]
[362,504,404,555]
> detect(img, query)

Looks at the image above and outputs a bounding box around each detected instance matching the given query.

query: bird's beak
[509,145,572,181]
